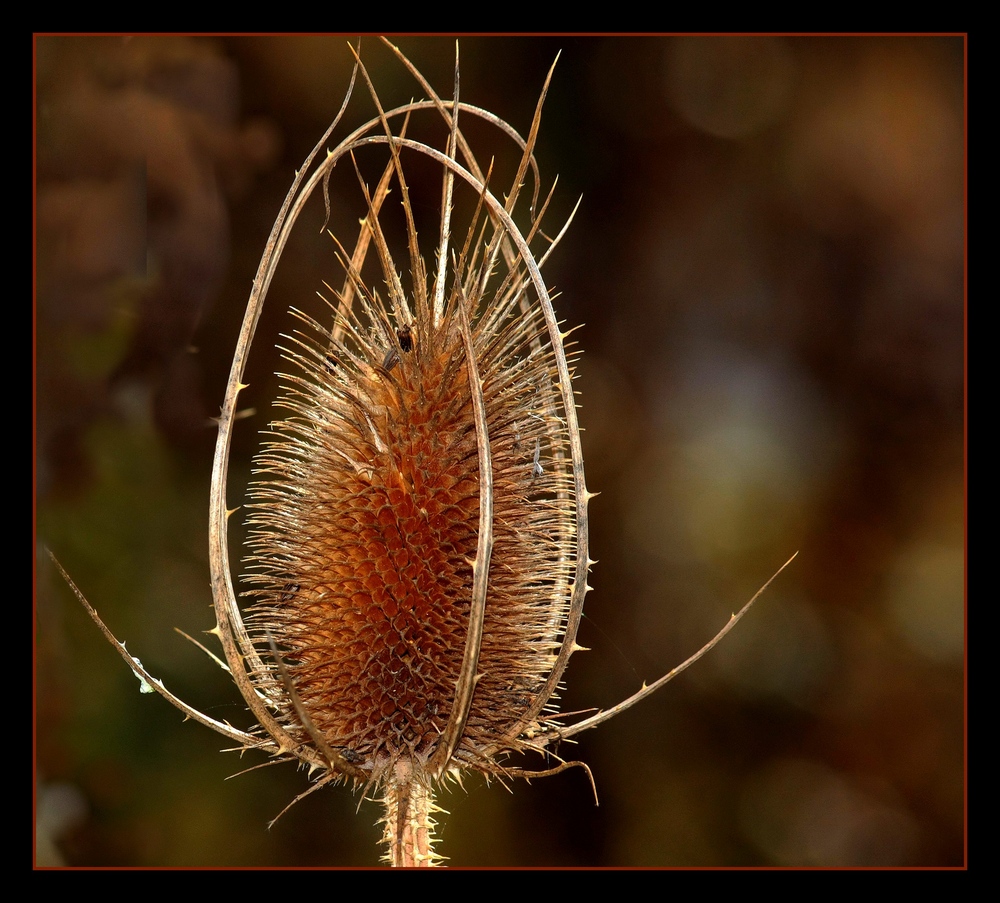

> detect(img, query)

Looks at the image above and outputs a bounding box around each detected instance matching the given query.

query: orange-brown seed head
[244,290,576,786]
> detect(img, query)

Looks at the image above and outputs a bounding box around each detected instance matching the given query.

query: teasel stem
[382,761,444,867]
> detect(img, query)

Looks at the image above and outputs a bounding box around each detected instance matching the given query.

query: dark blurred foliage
[35,35,964,867]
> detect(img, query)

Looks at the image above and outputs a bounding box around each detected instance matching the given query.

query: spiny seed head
[229,39,591,814]
[244,278,577,781]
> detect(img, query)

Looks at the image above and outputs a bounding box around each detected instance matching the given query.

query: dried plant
[50,38,794,867]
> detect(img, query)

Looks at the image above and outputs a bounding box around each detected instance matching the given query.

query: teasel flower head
[210,39,594,866]
[52,38,793,867]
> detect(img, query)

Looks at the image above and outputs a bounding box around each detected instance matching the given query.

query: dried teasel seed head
[244,269,579,773]
[206,39,592,864]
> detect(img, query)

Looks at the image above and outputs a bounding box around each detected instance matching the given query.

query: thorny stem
[382,762,444,867]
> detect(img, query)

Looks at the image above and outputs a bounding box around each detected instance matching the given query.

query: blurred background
[35,35,964,867]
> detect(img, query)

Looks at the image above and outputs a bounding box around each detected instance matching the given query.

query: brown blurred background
[35,35,965,867]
